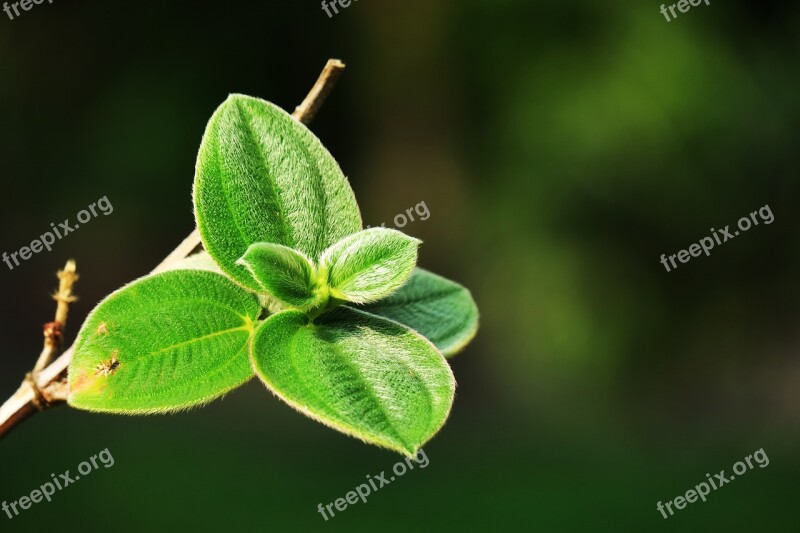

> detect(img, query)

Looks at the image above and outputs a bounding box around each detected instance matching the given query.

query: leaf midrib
[288,127,329,255]
[322,327,413,451]
[236,100,293,247]
[109,327,253,401]
[143,324,252,359]
[212,118,252,261]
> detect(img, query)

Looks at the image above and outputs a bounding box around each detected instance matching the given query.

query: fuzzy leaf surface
[68,270,260,413]
[250,307,454,456]
[320,228,420,304]
[161,251,224,275]
[194,94,362,292]
[237,242,319,309]
[359,268,479,357]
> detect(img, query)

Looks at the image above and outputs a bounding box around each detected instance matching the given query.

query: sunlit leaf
[321,228,420,304]
[194,94,362,292]
[250,307,455,456]
[237,242,320,309]
[68,270,260,413]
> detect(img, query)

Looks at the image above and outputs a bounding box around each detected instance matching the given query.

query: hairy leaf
[194,94,362,292]
[237,242,319,309]
[68,270,260,413]
[359,268,479,357]
[161,251,224,274]
[320,228,420,304]
[250,307,455,456]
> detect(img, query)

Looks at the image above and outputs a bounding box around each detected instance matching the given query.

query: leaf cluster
[68,95,478,455]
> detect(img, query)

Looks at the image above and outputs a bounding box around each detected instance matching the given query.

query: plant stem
[0,58,347,440]
[32,259,78,373]
[293,59,346,125]
[0,259,78,438]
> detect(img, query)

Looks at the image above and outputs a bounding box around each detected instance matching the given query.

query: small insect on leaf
[94,352,120,377]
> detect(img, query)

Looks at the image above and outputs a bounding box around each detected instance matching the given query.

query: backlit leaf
[320,228,420,304]
[250,307,455,456]
[194,94,362,291]
[237,242,320,309]
[68,270,260,413]
[161,251,224,275]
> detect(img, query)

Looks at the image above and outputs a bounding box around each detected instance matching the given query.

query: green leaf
[68,270,261,413]
[194,94,362,292]
[237,242,320,309]
[161,251,224,275]
[320,228,421,304]
[250,307,455,456]
[358,268,479,357]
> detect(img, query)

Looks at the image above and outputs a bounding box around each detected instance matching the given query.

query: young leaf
[250,307,455,456]
[237,242,320,309]
[357,268,479,357]
[320,228,421,304]
[68,270,261,414]
[194,94,362,292]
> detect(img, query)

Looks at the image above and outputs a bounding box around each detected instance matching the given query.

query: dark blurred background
[2,1,799,531]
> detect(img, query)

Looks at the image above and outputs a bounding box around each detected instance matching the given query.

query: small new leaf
[237,242,320,310]
[359,268,479,357]
[68,270,261,413]
[320,228,421,304]
[250,307,455,456]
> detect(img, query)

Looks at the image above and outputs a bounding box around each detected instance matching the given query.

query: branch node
[24,373,49,411]
[43,321,64,343]
[33,259,79,375]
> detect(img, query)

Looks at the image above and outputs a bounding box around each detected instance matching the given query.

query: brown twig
[293,59,345,125]
[0,260,79,437]
[33,259,78,373]
[0,58,346,440]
